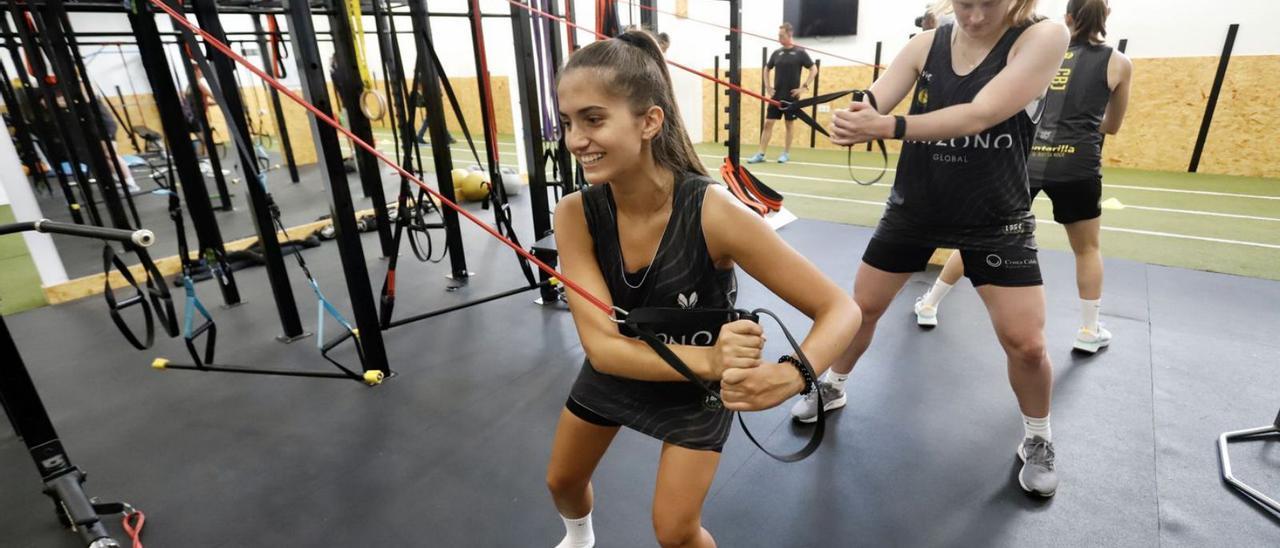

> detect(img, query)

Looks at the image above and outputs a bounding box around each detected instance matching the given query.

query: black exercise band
[893,115,907,140]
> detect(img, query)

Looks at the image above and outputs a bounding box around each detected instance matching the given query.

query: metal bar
[284,0,389,375]
[867,41,881,151]
[725,0,742,164]
[251,14,299,183]
[510,0,557,304]
[55,6,142,228]
[1189,24,1237,173]
[128,0,241,305]
[0,14,83,223]
[330,0,394,257]
[192,0,304,339]
[758,46,765,139]
[34,2,131,228]
[713,55,719,145]
[385,283,541,329]
[640,0,656,30]
[809,59,819,148]
[9,2,105,226]
[157,363,356,380]
[406,0,469,280]
[177,38,233,211]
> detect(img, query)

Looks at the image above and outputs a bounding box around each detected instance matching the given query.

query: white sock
[825,370,850,392]
[555,513,594,548]
[1023,413,1051,442]
[921,279,954,309]
[1081,298,1101,331]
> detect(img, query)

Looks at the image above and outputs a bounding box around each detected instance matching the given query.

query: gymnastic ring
[359,89,387,121]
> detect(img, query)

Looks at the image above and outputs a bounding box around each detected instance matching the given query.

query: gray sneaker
[789,381,847,424]
[1017,436,1058,497]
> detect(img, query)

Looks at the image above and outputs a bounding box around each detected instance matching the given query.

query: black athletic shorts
[765,95,798,121]
[566,397,620,428]
[861,237,1043,287]
[1032,178,1102,224]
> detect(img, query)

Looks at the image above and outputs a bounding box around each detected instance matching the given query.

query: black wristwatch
[893,115,907,140]
[779,355,815,395]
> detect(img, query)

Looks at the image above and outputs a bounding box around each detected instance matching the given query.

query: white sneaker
[789,381,847,424]
[1073,325,1112,353]
[913,296,938,327]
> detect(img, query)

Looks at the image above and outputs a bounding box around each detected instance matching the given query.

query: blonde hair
[930,0,1039,27]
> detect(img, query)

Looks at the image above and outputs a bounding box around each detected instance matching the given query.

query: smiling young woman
[544,29,860,548]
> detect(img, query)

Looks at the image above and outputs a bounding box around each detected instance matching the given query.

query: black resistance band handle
[625,307,824,462]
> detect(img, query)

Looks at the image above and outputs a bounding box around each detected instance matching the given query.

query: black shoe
[447,135,457,144]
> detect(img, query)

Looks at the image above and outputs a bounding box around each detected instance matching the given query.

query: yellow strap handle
[345,0,386,120]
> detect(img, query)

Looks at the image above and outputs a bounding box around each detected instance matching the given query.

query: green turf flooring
[0,205,48,316]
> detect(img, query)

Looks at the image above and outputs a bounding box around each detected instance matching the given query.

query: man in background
[747,22,814,165]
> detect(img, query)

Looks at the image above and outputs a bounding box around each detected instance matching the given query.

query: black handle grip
[0,220,154,247]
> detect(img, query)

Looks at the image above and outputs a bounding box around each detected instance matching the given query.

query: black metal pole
[510,0,557,304]
[0,315,115,547]
[284,0,389,375]
[329,0,394,257]
[128,0,241,306]
[177,40,234,211]
[0,49,48,196]
[758,46,766,139]
[868,41,881,152]
[113,84,142,152]
[640,0,657,31]
[713,55,720,145]
[33,3,132,229]
[726,0,742,164]
[251,14,299,183]
[0,14,82,223]
[407,0,468,280]
[54,6,142,227]
[191,0,304,339]
[1189,24,1237,173]
[8,2,105,226]
[809,59,820,148]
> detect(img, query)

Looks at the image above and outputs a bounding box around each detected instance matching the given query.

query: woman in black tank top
[545,31,859,548]
[920,0,1133,355]
[813,0,1070,498]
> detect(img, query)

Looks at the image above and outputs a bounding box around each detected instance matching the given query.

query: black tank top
[568,174,739,451]
[1028,42,1113,186]
[876,22,1043,250]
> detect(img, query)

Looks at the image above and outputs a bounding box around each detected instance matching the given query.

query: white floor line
[780,191,1280,250]
[694,150,1280,200]
[759,170,1280,222]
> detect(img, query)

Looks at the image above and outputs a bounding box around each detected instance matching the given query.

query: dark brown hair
[560,30,706,177]
[1067,0,1108,44]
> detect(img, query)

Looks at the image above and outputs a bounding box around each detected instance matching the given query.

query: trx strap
[162,184,217,367]
[102,243,177,351]
[620,307,824,462]
[265,14,288,79]
[719,159,769,216]
[173,17,369,382]
[419,15,537,286]
[342,0,387,121]
[595,0,621,38]
[780,89,889,186]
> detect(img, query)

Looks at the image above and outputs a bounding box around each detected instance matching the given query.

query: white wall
[0,115,68,286]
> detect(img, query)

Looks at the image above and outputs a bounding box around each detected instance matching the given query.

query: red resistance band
[147,0,614,317]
